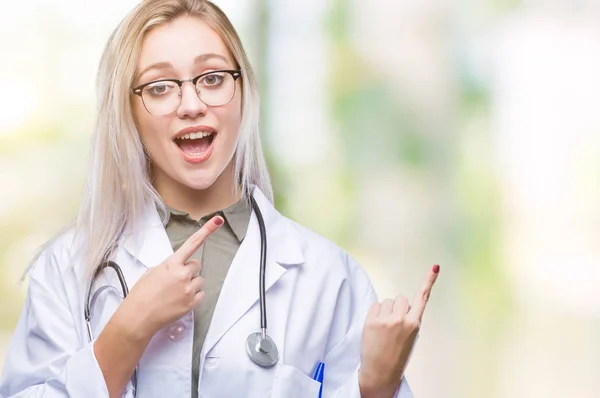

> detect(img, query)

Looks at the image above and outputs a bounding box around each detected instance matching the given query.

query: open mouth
[174,131,215,156]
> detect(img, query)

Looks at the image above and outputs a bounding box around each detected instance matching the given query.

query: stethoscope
[84,196,279,397]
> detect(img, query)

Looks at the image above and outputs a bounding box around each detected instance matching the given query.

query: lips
[173,125,216,140]
[173,125,216,164]
[175,132,214,155]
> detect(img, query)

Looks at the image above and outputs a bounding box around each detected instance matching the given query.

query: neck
[154,161,241,220]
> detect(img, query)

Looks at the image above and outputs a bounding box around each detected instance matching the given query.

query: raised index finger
[409,264,440,321]
[173,216,224,263]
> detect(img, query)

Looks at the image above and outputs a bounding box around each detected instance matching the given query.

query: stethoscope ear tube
[85,260,138,396]
[84,261,129,326]
[250,197,268,332]
[247,196,279,367]
[84,260,129,326]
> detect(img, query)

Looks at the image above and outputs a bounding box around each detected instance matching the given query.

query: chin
[178,171,221,191]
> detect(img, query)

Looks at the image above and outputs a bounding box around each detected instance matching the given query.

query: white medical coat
[0,188,413,398]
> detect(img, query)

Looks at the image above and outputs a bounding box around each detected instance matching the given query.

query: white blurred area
[495,10,600,316]
[2,1,600,397]
[494,9,600,398]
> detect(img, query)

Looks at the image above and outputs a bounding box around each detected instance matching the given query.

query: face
[132,16,242,194]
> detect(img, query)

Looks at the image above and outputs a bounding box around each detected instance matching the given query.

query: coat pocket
[270,364,322,398]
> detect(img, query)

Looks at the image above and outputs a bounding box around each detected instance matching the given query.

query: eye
[199,73,225,87]
[144,81,177,97]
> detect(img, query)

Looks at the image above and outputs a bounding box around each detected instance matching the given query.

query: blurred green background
[1,1,600,397]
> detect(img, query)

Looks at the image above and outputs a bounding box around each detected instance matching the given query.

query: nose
[176,82,208,119]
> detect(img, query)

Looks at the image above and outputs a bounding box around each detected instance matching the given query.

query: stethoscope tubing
[250,196,268,333]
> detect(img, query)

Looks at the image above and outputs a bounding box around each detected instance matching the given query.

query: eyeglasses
[131,69,241,116]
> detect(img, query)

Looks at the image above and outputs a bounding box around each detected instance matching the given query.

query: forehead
[138,15,233,71]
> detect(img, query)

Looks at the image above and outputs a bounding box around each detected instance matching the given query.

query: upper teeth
[178,132,213,140]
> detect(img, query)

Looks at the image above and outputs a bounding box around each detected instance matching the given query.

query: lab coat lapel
[202,187,304,356]
[122,203,173,269]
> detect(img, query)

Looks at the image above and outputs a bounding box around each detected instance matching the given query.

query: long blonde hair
[65,0,271,279]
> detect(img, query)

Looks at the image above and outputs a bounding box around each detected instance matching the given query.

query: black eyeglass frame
[131,69,242,113]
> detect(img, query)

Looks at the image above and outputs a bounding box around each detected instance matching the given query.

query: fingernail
[432,264,440,274]
[214,217,224,226]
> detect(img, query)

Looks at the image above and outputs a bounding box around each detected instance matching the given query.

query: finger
[378,298,394,318]
[173,216,224,263]
[190,275,204,294]
[409,264,440,321]
[365,302,380,322]
[185,259,202,278]
[392,294,410,315]
[191,290,206,307]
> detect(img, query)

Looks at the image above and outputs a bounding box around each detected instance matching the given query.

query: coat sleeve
[0,248,110,398]
[322,252,414,398]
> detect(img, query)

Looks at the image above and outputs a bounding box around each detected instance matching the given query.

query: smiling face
[132,15,242,198]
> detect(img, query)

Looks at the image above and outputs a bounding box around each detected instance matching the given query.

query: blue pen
[312,362,325,398]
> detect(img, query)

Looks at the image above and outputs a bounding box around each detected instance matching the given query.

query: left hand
[358,264,440,398]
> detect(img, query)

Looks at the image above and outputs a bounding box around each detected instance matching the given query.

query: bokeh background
[1,0,600,397]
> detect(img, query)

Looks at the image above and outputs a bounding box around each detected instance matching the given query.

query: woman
[0,1,439,397]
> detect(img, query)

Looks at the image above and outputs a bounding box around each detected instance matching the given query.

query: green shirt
[161,199,251,398]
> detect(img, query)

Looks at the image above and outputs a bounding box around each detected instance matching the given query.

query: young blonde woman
[0,1,439,397]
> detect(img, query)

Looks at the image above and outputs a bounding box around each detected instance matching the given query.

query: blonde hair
[64,0,270,279]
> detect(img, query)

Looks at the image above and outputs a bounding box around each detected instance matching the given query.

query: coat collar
[122,186,304,270]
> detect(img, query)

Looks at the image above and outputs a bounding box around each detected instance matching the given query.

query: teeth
[177,132,214,140]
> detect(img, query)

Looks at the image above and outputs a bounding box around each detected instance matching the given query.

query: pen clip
[312,362,325,398]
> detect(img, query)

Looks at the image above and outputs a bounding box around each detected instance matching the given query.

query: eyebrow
[136,53,230,81]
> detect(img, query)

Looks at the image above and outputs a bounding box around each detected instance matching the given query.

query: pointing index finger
[173,216,224,263]
[409,264,440,321]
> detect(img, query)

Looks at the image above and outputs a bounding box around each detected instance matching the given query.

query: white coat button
[167,322,185,341]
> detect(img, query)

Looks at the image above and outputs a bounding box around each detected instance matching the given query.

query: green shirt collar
[160,198,251,242]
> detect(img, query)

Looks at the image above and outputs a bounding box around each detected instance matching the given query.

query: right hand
[119,215,224,338]
[359,264,440,398]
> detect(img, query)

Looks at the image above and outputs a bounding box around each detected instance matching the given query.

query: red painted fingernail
[214,217,224,226]
[432,264,440,274]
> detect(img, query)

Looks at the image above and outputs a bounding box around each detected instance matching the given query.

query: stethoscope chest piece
[246,331,279,367]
